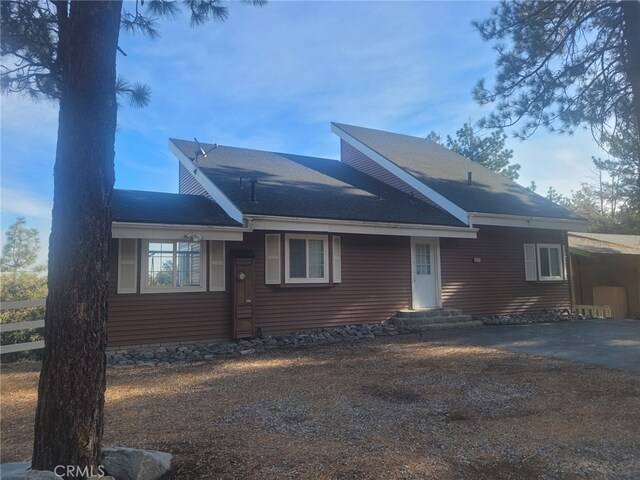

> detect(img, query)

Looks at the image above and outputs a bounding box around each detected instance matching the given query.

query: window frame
[140,239,207,294]
[283,233,330,284]
[535,243,564,281]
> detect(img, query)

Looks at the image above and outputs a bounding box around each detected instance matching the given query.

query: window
[537,244,563,281]
[284,234,329,283]
[415,243,431,275]
[141,240,206,293]
[524,243,565,282]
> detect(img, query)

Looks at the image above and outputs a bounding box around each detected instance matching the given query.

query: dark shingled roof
[112,189,242,227]
[170,139,466,227]
[333,122,584,220]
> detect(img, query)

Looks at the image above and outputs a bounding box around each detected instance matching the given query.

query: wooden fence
[0,298,46,354]
[573,304,613,319]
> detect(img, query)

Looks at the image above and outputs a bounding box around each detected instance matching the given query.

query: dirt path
[2,337,639,479]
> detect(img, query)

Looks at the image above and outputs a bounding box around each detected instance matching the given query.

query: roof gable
[332,122,584,222]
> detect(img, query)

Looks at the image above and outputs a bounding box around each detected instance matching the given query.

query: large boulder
[101,447,171,480]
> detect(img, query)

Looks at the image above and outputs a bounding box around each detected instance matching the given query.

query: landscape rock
[102,447,171,480]
[107,322,410,367]
[478,310,586,326]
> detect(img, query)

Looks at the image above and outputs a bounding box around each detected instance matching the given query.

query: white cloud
[1,187,52,219]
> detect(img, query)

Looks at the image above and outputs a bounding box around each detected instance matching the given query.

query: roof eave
[244,214,477,239]
[468,212,589,231]
[112,221,248,240]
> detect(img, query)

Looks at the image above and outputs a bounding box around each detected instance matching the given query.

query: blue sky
[1,1,602,264]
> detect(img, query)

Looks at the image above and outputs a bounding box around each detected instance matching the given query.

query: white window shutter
[265,234,281,285]
[332,236,342,283]
[561,244,568,280]
[523,244,538,281]
[209,241,225,291]
[117,239,138,294]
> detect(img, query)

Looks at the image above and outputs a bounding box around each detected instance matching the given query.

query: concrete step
[417,320,484,333]
[394,308,462,319]
[395,315,473,328]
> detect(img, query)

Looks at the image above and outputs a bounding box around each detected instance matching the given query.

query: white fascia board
[112,222,246,241]
[169,140,244,223]
[245,215,477,239]
[331,123,469,225]
[468,212,589,232]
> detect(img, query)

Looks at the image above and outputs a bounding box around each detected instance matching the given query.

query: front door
[232,256,255,338]
[412,238,438,309]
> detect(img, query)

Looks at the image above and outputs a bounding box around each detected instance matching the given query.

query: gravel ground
[2,336,639,479]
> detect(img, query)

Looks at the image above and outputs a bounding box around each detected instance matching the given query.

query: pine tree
[1,0,265,473]
[427,122,521,180]
[1,217,40,272]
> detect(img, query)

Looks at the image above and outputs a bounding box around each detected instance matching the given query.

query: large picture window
[284,234,329,284]
[141,240,206,293]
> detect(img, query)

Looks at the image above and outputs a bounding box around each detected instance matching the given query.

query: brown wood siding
[340,140,435,205]
[248,232,411,334]
[440,226,571,315]
[179,163,211,199]
[108,233,412,346]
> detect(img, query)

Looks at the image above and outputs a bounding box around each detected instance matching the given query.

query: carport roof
[569,232,640,255]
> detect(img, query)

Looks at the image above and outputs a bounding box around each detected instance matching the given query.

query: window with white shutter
[265,234,281,285]
[523,243,537,281]
[332,236,342,283]
[209,240,225,291]
[117,239,138,294]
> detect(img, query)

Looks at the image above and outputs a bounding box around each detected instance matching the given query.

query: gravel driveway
[2,336,639,479]
[421,319,640,372]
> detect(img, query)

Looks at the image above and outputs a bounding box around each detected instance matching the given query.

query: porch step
[392,309,482,332]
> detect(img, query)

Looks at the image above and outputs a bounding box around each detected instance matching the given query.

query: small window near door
[415,243,431,275]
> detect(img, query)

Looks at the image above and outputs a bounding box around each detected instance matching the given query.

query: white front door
[412,238,438,309]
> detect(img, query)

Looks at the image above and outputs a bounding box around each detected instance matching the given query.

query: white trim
[469,212,589,231]
[332,123,469,225]
[410,237,442,309]
[284,233,330,284]
[169,140,244,223]
[140,240,207,294]
[117,238,138,294]
[209,240,226,292]
[246,215,477,239]
[112,222,246,241]
[536,243,565,281]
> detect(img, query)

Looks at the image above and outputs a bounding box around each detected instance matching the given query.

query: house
[108,123,588,347]
[569,232,640,318]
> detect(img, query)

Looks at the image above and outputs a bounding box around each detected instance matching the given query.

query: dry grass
[2,336,639,479]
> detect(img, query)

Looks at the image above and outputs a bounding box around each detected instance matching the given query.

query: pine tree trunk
[621,0,640,168]
[32,1,122,475]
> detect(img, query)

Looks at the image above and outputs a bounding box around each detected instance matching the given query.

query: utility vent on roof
[467,172,473,186]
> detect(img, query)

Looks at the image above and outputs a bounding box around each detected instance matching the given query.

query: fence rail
[573,304,613,319]
[0,298,46,355]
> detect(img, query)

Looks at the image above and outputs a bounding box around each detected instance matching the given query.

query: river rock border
[476,310,588,326]
[107,323,406,367]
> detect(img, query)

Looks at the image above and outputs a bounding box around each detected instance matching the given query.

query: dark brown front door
[232,256,255,338]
